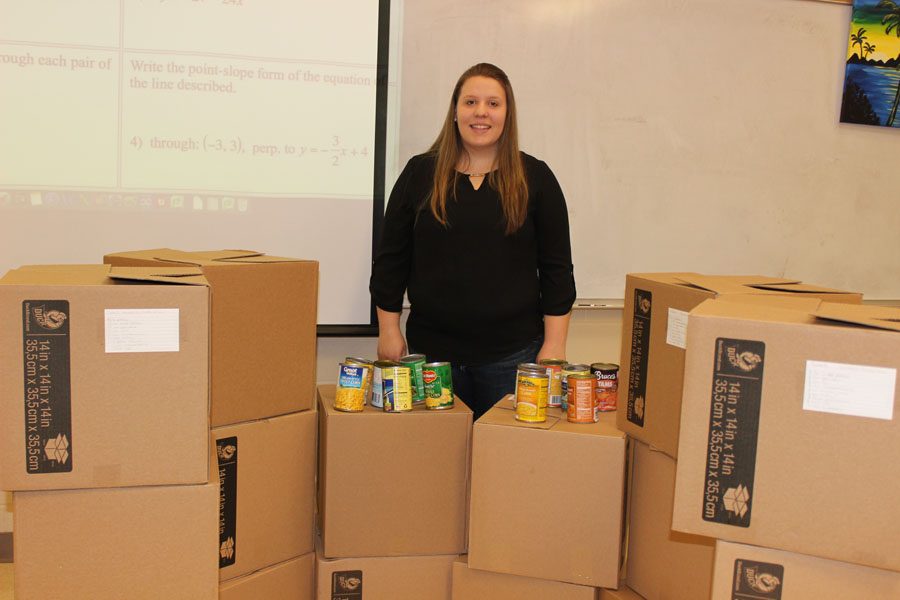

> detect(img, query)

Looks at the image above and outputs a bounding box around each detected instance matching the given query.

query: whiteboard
[398,0,900,300]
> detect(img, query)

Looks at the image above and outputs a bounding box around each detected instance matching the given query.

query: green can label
[400,354,426,402]
[423,362,453,409]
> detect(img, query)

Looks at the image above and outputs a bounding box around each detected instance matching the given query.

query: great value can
[371,359,399,409]
[561,363,590,411]
[566,373,596,423]
[345,356,374,404]
[423,362,454,410]
[539,358,567,408]
[515,368,549,423]
[382,365,413,412]
[591,362,620,412]
[334,362,368,412]
[400,354,427,403]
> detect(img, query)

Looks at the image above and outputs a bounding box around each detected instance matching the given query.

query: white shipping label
[105,309,180,353]
[666,308,689,349]
[803,360,896,420]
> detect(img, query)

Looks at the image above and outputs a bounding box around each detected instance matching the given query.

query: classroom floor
[0,563,11,600]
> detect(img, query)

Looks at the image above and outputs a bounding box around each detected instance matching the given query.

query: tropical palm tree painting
[841,0,900,127]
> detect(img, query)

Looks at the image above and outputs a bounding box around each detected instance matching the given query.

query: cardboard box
[468,397,626,588]
[315,540,455,600]
[672,299,900,571]
[219,553,315,600]
[618,273,862,458]
[452,555,599,600]
[626,440,714,600]
[711,540,900,599]
[317,384,471,558]
[13,478,219,599]
[0,264,210,491]
[601,586,645,600]
[104,249,318,426]
[215,410,317,582]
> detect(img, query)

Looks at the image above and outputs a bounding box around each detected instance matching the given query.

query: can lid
[563,364,591,371]
[517,362,543,370]
[423,361,450,367]
[400,354,426,362]
[590,362,620,372]
[345,356,373,365]
[538,358,568,366]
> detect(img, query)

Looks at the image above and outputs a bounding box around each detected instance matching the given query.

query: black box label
[22,300,72,474]
[702,337,765,527]
[626,289,652,426]
[732,559,784,599]
[217,436,238,568]
[332,570,363,600]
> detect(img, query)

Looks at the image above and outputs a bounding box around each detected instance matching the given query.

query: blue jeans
[451,337,542,421]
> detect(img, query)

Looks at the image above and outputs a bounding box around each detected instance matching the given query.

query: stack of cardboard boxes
[103,249,320,599]
[0,264,219,599]
[314,383,471,599]
[0,249,321,599]
[617,273,900,599]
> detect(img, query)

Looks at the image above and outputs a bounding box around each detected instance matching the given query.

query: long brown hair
[427,63,528,235]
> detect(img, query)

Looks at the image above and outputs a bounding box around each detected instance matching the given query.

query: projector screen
[0,0,393,332]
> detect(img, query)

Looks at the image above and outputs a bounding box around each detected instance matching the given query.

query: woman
[369,63,576,420]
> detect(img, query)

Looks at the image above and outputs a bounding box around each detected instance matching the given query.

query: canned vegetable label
[515,371,548,423]
[400,354,427,403]
[335,363,368,412]
[567,374,596,423]
[423,362,454,410]
[383,366,413,412]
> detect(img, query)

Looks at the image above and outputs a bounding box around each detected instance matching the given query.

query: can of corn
[334,362,368,412]
[423,362,454,410]
[345,356,374,404]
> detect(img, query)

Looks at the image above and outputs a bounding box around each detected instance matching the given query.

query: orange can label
[567,375,596,423]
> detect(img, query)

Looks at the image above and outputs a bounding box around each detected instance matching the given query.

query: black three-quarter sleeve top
[369,152,576,366]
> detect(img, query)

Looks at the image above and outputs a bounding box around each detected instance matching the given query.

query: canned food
[514,362,546,406]
[561,363,590,410]
[539,358,568,408]
[345,356,374,404]
[371,360,399,409]
[591,362,619,412]
[382,365,413,412]
[566,373,596,423]
[400,354,427,403]
[334,362,368,412]
[423,362,454,410]
[515,368,549,423]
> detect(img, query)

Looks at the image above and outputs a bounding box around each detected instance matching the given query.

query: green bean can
[423,362,454,409]
[400,353,427,403]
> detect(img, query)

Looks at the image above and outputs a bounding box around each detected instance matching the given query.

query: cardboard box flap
[1,264,113,285]
[748,282,856,295]
[107,266,209,286]
[812,302,900,332]
[693,297,817,325]
[478,396,558,430]
[674,274,799,295]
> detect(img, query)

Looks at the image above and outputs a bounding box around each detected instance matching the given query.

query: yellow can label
[383,366,413,412]
[515,373,548,423]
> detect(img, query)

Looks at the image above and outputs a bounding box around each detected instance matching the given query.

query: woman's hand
[376,307,407,360]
